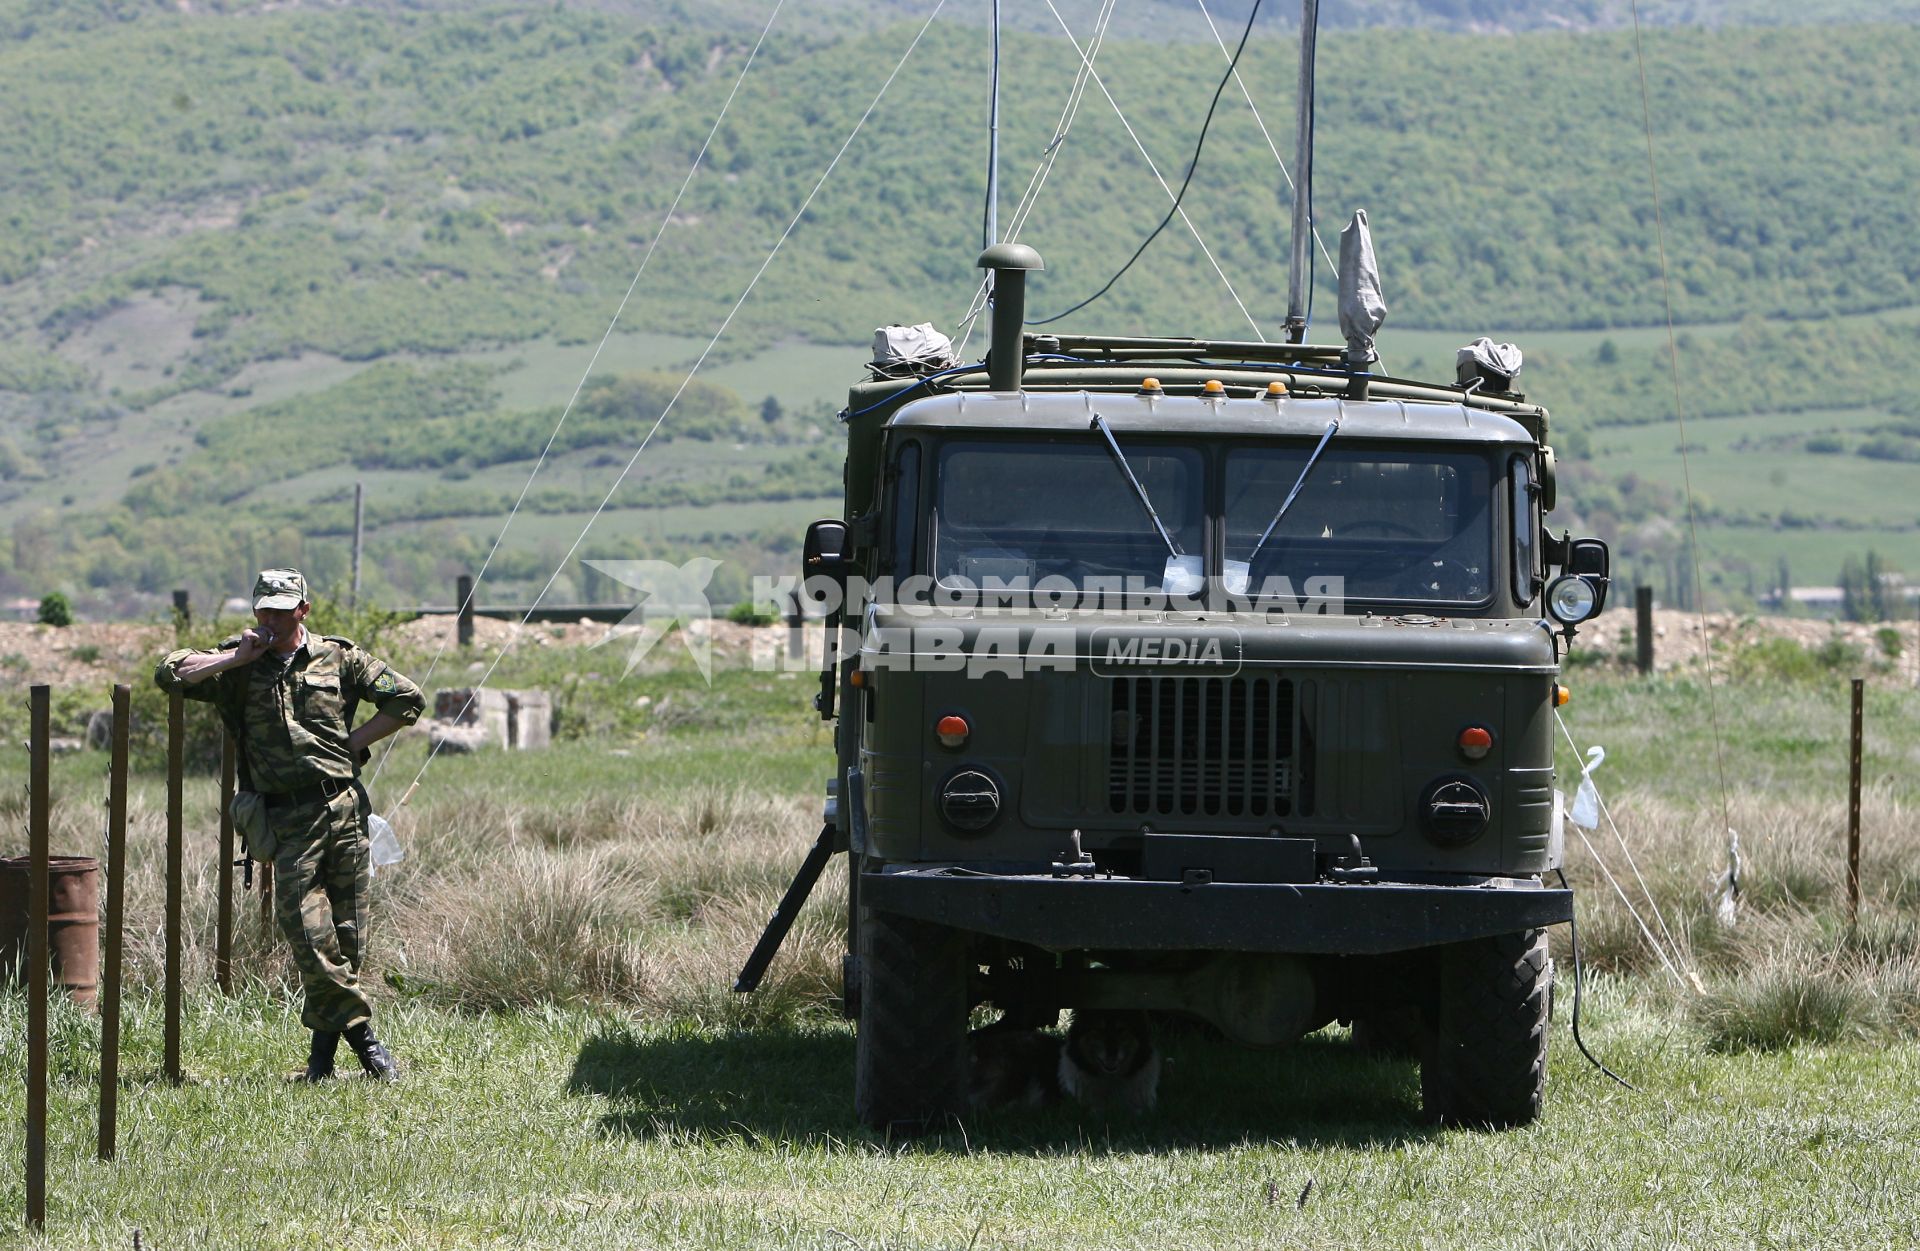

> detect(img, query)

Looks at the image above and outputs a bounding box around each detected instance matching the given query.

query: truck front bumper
[861,868,1572,955]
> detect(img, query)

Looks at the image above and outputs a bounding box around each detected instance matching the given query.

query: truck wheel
[854,906,969,1135]
[1421,929,1550,1128]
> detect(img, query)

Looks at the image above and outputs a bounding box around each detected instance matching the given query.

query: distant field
[1600,412,1919,523]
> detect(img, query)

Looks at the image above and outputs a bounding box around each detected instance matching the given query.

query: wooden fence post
[457,573,475,649]
[1635,585,1655,675]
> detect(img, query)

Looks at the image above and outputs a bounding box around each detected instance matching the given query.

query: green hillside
[2,5,1918,613]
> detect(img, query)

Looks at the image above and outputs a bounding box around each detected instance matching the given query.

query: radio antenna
[983,0,1003,265]
[1284,0,1320,344]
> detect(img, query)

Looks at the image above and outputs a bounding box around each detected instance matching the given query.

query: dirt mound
[0,616,780,690]
[0,621,171,689]
[1579,607,1915,681]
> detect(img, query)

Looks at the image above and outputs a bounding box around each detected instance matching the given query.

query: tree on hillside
[1839,556,1866,622]
[1836,552,1898,622]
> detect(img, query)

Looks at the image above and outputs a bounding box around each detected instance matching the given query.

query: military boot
[301,1030,340,1082]
[344,1022,399,1082]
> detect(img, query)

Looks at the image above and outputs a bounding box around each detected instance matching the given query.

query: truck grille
[1106,676,1305,818]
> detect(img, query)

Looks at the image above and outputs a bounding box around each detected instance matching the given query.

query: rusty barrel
[1,855,101,1005]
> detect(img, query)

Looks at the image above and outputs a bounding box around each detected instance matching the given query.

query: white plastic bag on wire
[368,812,404,877]
[1570,745,1606,830]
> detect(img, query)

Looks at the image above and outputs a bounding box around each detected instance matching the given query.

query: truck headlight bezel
[1545,574,1601,625]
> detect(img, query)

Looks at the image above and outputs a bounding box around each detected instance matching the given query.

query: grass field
[4,986,1918,1250]
[4,629,1920,1247]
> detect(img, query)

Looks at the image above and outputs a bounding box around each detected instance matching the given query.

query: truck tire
[854,905,969,1135]
[1421,929,1550,1128]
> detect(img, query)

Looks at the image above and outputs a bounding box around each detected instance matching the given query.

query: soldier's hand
[234,627,273,662]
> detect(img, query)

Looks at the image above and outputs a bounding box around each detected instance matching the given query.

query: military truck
[738,241,1610,1133]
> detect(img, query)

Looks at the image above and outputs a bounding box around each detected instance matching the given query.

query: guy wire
[955,0,1120,354]
[1032,0,1267,327]
[1556,710,1690,987]
[370,0,790,793]
[393,1,952,803]
[1628,0,1734,842]
[1192,0,1337,282]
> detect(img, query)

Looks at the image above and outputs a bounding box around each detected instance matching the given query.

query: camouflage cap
[252,568,308,611]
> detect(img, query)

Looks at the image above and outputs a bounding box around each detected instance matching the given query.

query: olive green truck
[738,244,1611,1133]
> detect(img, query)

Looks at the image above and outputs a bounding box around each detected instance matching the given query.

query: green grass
[3,988,1918,1249]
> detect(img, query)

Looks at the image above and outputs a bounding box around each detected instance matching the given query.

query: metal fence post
[99,684,130,1161]
[27,685,50,1229]
[1848,677,1864,928]
[165,691,184,1084]
[217,732,236,994]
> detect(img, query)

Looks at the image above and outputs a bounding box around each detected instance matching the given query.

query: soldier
[155,568,424,1081]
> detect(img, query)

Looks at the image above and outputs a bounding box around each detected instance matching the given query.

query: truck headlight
[1421,776,1491,847]
[1546,575,1600,625]
[938,768,1003,834]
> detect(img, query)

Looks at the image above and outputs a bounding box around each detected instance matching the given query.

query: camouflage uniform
[156,631,424,1031]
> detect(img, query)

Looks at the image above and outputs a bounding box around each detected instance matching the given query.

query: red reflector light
[936,715,970,747]
[1458,726,1493,760]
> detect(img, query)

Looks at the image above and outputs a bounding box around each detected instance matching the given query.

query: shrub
[1876,626,1903,659]
[304,595,409,654]
[726,599,777,627]
[1730,636,1861,683]
[37,591,72,626]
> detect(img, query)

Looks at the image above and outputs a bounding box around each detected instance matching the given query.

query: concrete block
[506,689,552,750]
[434,687,510,747]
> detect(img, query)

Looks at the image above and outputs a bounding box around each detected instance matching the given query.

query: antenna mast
[1284,0,1319,344]
[985,0,1003,262]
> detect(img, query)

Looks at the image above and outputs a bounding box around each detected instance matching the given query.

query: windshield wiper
[1245,418,1340,563]
[1090,414,1181,557]
[1090,413,1202,594]
[1227,418,1340,594]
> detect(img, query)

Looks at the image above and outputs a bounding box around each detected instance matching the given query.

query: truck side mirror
[1567,537,1609,580]
[802,519,852,612]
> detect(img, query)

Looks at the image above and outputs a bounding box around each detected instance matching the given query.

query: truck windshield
[933,439,1205,589]
[1224,446,1494,605]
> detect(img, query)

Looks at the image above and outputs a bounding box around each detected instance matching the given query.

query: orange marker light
[936,715,970,748]
[1202,379,1225,395]
[1140,377,1163,393]
[1267,381,1288,396]
[849,669,866,688]
[1458,726,1493,761]
[1554,684,1571,707]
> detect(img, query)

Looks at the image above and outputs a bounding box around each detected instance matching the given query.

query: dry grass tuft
[1566,777,1920,1048]
[388,847,656,1011]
